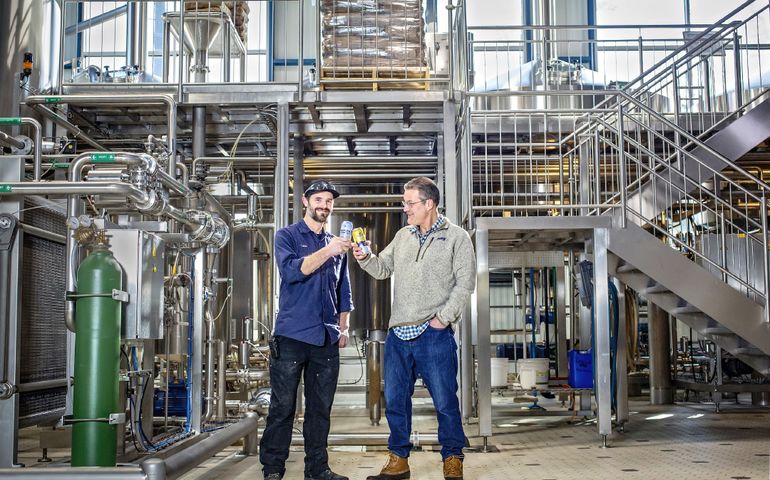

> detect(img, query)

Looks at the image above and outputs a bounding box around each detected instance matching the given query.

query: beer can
[339,220,353,240]
[352,227,370,254]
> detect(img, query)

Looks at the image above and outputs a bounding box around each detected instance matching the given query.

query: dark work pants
[260,335,340,478]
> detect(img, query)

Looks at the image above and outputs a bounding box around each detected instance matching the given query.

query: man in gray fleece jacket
[353,177,475,480]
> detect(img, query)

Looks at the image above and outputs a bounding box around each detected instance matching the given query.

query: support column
[593,228,612,444]
[0,157,23,467]
[443,100,458,223]
[126,1,147,70]
[475,229,491,439]
[556,266,568,378]
[292,136,304,224]
[648,303,674,405]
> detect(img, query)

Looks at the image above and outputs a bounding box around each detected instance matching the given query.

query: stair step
[616,263,639,274]
[671,305,702,315]
[642,283,670,294]
[734,347,765,357]
[703,327,733,336]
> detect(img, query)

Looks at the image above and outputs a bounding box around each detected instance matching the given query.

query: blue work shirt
[274,219,353,346]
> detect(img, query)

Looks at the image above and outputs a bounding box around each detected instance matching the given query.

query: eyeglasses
[401,199,427,208]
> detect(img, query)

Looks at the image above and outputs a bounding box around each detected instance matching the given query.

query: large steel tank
[0,0,61,118]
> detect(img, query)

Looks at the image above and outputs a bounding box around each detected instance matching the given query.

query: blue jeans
[384,326,465,460]
[260,335,340,478]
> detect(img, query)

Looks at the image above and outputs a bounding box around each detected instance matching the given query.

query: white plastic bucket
[490,358,509,387]
[517,358,549,390]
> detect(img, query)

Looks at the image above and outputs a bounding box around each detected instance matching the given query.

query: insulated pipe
[25,95,178,176]
[0,117,43,180]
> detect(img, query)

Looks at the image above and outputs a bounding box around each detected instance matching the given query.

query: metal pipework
[25,95,178,176]
[142,413,258,480]
[226,368,270,384]
[0,131,26,151]
[256,430,441,447]
[0,117,43,180]
[201,309,216,424]
[126,1,147,71]
[59,152,226,332]
[2,421,257,477]
[28,104,107,151]
[217,340,227,421]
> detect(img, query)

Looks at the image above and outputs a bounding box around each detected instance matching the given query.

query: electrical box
[107,229,165,339]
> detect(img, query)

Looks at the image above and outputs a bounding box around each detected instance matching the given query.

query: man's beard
[309,208,330,223]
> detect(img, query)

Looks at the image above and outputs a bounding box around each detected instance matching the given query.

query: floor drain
[621,469,639,472]
[730,477,752,479]
[560,435,574,438]
[597,456,612,459]
[524,463,541,466]
[754,454,770,457]
[720,443,734,446]
[635,439,650,442]
[692,461,709,464]
[660,449,676,452]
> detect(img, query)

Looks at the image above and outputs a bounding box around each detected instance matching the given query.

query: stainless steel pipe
[142,413,259,480]
[25,95,178,176]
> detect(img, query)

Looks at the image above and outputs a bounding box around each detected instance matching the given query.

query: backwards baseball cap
[304,179,340,199]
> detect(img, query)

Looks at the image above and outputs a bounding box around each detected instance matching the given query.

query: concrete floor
[178,394,770,480]
[15,394,770,480]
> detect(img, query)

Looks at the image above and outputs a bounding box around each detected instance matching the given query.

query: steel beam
[475,228,492,438]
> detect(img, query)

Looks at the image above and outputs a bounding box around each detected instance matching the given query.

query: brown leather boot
[443,455,463,480]
[365,452,410,480]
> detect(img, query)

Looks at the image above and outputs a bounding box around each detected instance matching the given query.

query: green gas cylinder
[71,244,123,467]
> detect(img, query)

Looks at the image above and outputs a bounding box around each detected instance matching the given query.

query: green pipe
[71,245,123,467]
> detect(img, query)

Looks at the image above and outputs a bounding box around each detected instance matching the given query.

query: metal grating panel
[19,198,67,423]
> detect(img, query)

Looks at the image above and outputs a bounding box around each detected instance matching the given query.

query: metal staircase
[467,0,770,374]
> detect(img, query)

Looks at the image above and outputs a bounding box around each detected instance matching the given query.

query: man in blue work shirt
[260,180,353,480]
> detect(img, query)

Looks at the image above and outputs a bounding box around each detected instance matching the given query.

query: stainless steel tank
[0,0,61,118]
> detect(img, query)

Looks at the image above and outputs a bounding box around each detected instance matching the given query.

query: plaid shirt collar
[409,214,445,245]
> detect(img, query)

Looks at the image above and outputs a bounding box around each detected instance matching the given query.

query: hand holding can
[352,227,370,255]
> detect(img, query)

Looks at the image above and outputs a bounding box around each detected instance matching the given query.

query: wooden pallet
[320,67,430,91]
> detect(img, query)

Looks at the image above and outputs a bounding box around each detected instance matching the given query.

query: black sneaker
[265,473,283,480]
[305,469,349,480]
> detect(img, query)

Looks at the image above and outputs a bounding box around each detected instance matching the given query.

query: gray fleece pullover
[358,217,476,328]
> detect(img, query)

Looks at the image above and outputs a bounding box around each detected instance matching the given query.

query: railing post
[298,0,305,100]
[732,30,743,112]
[447,1,455,100]
[177,4,185,100]
[618,105,627,228]
[762,190,770,323]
